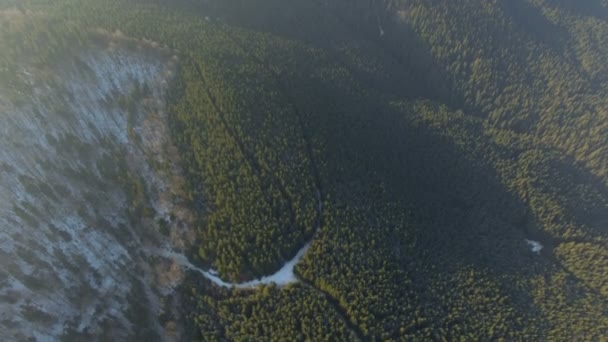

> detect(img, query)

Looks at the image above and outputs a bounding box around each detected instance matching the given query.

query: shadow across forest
[521,148,608,239]
[501,0,571,52]
[273,53,554,335]
[150,0,461,109]
[136,0,606,336]
[546,0,608,20]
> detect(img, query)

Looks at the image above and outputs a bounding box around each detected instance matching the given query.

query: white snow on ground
[0,38,177,341]
[153,241,312,289]
[236,242,311,287]
[525,239,544,254]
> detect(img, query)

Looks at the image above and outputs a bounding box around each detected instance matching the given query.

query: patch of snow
[153,241,312,289]
[235,242,311,287]
[525,239,543,254]
[0,42,175,341]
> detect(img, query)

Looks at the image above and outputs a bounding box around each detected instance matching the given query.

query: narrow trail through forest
[193,36,368,338]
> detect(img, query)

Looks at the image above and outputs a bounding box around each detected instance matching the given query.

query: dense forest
[2,0,608,340]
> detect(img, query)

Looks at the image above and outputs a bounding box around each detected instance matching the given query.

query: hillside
[1,0,607,340]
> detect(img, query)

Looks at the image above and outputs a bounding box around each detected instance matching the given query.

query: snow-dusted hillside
[0,36,190,341]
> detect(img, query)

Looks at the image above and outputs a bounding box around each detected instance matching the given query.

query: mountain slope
[1,0,607,340]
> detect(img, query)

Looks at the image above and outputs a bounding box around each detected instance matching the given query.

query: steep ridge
[0,34,187,340]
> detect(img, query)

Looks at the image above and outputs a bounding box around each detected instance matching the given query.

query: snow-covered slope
[0,37,185,341]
